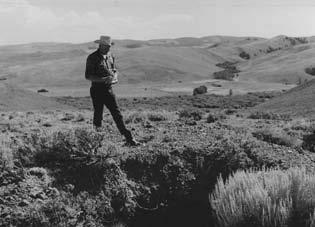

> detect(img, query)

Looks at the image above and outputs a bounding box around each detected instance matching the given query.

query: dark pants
[90,85,132,140]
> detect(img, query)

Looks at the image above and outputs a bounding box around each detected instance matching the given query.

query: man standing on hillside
[85,35,140,146]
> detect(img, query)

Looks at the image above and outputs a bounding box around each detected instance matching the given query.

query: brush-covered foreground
[1,94,315,227]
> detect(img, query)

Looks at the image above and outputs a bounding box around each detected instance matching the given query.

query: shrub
[37,88,48,93]
[252,128,301,148]
[210,167,315,227]
[0,134,26,187]
[5,128,138,225]
[225,109,237,115]
[305,67,315,76]
[124,111,148,124]
[302,130,315,152]
[193,85,207,95]
[286,118,313,131]
[7,190,132,227]
[146,111,174,122]
[178,109,203,121]
[248,111,291,121]
[206,113,227,123]
[18,127,109,167]
[124,110,175,124]
[0,134,14,170]
[239,51,250,60]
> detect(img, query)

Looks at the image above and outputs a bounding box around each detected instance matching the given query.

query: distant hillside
[1,35,315,97]
[0,38,230,88]
[0,83,71,111]
[236,36,315,83]
[237,35,312,59]
[254,79,315,118]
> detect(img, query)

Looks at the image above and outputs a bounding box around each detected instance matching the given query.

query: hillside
[254,79,315,118]
[238,37,315,83]
[0,83,71,111]
[0,35,315,98]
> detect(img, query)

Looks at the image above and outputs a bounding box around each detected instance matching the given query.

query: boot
[124,137,141,147]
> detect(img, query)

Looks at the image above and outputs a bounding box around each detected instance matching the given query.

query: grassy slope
[0,82,72,111]
[238,42,315,83]
[254,79,315,118]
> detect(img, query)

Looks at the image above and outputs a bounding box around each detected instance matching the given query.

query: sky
[1,0,315,45]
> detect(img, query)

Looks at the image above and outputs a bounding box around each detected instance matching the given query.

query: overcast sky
[1,0,315,45]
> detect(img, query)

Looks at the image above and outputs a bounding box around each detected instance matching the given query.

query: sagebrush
[210,167,315,227]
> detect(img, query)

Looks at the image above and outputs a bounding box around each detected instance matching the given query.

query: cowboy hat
[94,36,114,46]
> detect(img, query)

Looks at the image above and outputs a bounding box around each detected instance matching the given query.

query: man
[85,35,140,146]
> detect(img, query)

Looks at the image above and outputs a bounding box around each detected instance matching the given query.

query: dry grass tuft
[124,110,176,124]
[210,167,315,227]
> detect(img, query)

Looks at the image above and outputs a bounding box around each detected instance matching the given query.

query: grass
[124,110,176,124]
[210,167,315,227]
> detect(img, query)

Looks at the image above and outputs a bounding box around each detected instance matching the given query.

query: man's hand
[101,76,114,84]
[111,72,118,84]
[86,75,113,84]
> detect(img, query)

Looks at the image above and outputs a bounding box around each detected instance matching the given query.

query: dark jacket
[85,49,117,87]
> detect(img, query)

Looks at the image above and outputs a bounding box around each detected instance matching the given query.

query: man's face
[99,44,111,54]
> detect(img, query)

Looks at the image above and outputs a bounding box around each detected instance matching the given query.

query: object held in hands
[111,71,118,84]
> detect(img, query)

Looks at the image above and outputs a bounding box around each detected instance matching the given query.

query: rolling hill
[0,35,315,98]
[0,83,71,111]
[254,79,315,118]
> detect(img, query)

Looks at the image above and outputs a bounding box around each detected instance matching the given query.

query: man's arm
[86,75,114,83]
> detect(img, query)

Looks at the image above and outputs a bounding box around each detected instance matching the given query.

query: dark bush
[225,109,237,115]
[178,109,203,121]
[193,85,207,95]
[305,67,315,76]
[37,89,49,93]
[239,51,250,60]
[302,130,315,152]
[206,113,227,123]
